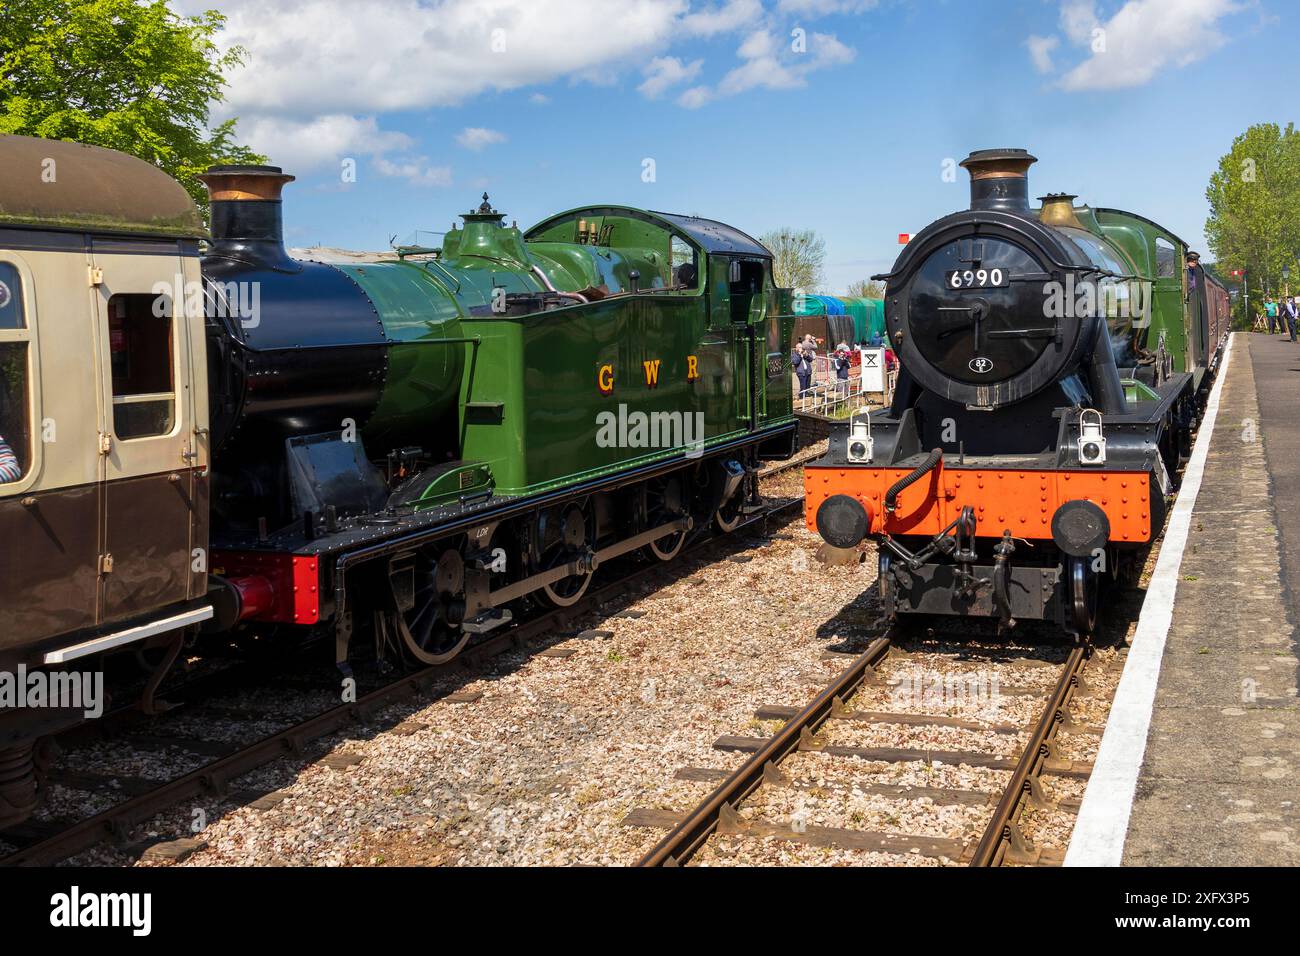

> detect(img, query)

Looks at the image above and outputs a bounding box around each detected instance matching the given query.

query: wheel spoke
[387,545,470,664]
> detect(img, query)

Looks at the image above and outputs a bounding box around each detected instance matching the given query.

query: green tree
[0,0,263,212]
[845,279,885,299]
[1204,123,1300,301]
[760,228,826,291]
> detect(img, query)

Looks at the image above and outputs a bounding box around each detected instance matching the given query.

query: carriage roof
[0,134,204,238]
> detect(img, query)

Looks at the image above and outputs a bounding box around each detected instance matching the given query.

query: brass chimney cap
[199,165,296,202]
[959,148,1038,180]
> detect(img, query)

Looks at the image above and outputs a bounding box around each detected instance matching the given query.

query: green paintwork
[333,262,465,451]
[329,201,794,503]
[1092,207,1193,374]
[1122,378,1161,403]
[401,462,494,507]
[1036,202,1197,376]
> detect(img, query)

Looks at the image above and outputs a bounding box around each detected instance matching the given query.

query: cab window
[670,235,699,290]
[1155,238,1176,278]
[728,258,766,323]
[0,262,30,484]
[108,293,175,439]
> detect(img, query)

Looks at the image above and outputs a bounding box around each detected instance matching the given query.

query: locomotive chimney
[959,148,1037,213]
[198,164,298,271]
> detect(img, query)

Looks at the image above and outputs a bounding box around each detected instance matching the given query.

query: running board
[42,606,214,664]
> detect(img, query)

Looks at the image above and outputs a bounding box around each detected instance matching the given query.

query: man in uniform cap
[1185,251,1201,297]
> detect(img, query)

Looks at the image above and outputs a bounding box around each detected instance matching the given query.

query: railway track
[631,631,1107,867]
[0,459,813,868]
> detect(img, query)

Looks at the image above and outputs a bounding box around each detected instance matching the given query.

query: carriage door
[724,257,765,430]
[90,240,197,624]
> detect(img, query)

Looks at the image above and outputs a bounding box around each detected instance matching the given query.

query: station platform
[1067,332,1300,866]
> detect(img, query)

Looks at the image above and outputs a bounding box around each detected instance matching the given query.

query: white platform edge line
[42,606,214,664]
[1063,332,1235,867]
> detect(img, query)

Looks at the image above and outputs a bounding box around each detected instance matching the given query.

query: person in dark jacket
[792,344,811,395]
[1285,296,1299,342]
[833,346,851,396]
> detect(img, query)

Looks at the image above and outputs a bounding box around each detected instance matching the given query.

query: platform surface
[1112,333,1299,864]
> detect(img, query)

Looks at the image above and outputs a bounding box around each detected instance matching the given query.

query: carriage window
[107,293,175,439]
[1155,238,1176,278]
[0,343,30,484]
[0,262,24,330]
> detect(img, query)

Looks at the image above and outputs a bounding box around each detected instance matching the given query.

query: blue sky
[180,0,1288,292]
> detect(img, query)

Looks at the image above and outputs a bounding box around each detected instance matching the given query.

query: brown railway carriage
[0,137,212,822]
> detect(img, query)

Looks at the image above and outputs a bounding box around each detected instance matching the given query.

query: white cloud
[238,114,413,171]
[682,0,764,36]
[196,0,694,116]
[1028,0,1242,92]
[1060,0,1102,45]
[1026,34,1059,74]
[529,92,550,104]
[737,28,778,60]
[677,86,713,109]
[374,157,454,187]
[172,0,861,155]
[638,56,704,98]
[776,0,877,15]
[456,127,507,150]
[682,28,853,106]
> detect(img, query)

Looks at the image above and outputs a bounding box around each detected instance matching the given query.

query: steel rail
[2,490,807,867]
[967,643,1088,867]
[637,636,892,867]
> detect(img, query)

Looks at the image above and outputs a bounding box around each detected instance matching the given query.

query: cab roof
[526,205,771,258]
[0,134,205,238]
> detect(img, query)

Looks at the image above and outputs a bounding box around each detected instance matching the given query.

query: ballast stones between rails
[629,639,1119,867]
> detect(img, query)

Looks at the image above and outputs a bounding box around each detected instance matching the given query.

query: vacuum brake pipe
[884,448,943,513]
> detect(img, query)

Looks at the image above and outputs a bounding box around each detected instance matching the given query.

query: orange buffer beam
[804,463,1152,544]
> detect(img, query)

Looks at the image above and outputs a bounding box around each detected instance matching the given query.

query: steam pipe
[531,265,588,304]
[1087,315,1129,414]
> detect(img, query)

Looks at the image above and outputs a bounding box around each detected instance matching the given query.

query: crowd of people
[1262,295,1300,340]
[791,333,897,397]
